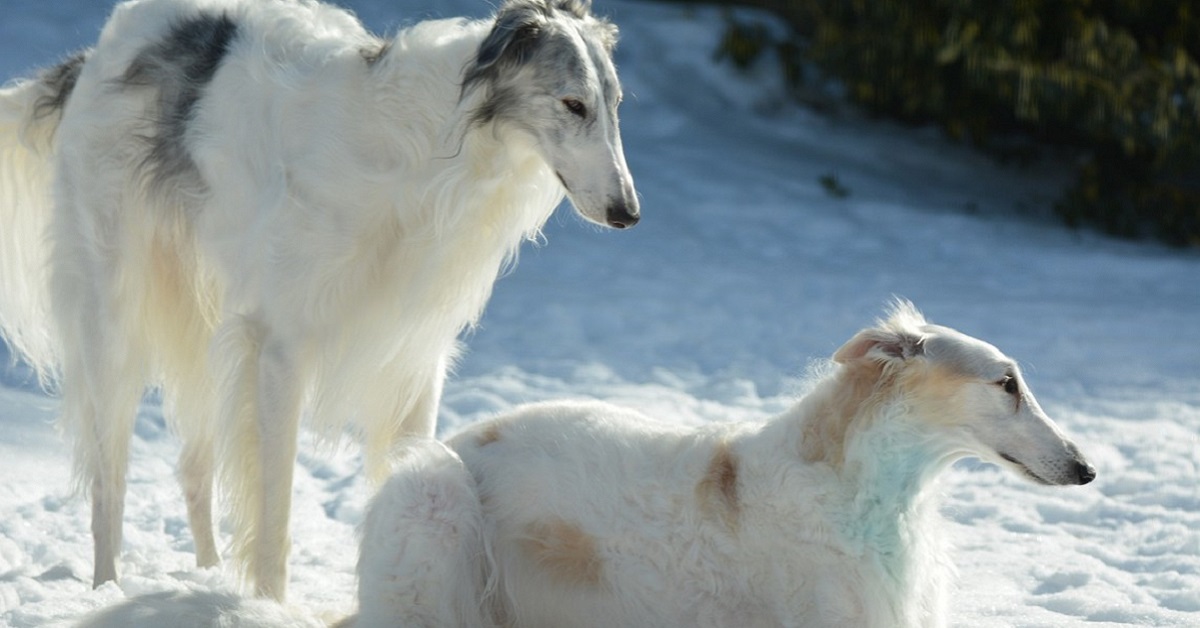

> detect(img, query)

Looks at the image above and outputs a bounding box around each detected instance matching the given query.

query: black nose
[606,203,639,229]
[1076,461,1097,485]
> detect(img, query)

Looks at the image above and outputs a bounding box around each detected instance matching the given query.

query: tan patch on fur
[799,363,892,469]
[697,442,740,530]
[520,519,604,586]
[904,365,971,427]
[476,422,503,447]
[800,362,973,469]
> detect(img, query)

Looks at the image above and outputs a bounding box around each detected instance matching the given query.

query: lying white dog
[354,302,1095,627]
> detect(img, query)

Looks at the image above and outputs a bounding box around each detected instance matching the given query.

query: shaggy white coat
[355,303,1095,627]
[0,0,635,600]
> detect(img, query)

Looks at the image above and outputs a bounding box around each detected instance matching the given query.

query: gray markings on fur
[360,40,393,67]
[121,12,239,196]
[460,0,616,127]
[33,50,90,121]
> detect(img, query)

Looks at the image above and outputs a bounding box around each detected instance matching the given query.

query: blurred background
[707,0,1200,246]
[0,0,1197,625]
[4,0,1199,246]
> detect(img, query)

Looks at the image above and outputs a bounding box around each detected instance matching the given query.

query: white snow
[2,0,1198,626]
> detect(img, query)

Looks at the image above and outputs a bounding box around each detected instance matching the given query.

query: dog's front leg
[215,315,309,601]
[250,334,307,600]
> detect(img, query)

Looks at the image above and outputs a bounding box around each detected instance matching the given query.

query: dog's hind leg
[83,382,142,588]
[178,432,219,567]
[159,320,220,568]
[149,239,223,570]
[55,283,146,587]
[356,439,493,628]
[49,181,148,587]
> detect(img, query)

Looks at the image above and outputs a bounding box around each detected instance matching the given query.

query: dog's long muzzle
[606,199,639,229]
[1073,458,1097,485]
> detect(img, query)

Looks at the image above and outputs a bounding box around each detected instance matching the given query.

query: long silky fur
[0,0,633,598]
[353,303,1094,627]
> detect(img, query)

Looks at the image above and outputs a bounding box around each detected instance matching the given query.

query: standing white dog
[356,302,1095,627]
[0,0,637,600]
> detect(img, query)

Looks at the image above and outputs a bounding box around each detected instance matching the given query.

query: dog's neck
[772,367,957,593]
[359,26,564,233]
[785,377,954,533]
[790,361,893,469]
[838,409,955,543]
[362,18,499,163]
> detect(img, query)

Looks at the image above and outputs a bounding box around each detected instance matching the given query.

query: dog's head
[833,301,1096,487]
[462,0,639,229]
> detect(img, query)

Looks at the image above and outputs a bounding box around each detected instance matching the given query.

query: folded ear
[832,327,925,366]
[552,0,593,16]
[477,22,540,71]
[466,6,546,87]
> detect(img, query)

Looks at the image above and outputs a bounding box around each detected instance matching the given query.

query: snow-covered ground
[1,0,1198,626]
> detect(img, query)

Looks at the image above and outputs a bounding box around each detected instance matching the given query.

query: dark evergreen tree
[712,0,1200,245]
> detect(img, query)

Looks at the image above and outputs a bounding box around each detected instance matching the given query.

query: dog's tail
[0,51,87,382]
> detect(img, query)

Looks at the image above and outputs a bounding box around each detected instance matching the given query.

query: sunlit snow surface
[1,1,1197,626]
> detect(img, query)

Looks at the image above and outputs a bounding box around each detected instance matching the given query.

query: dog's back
[359,399,861,627]
[447,401,783,627]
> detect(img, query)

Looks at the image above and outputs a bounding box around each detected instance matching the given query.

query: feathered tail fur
[0,52,86,383]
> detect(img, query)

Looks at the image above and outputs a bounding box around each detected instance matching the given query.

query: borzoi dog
[0,0,637,599]
[355,302,1095,627]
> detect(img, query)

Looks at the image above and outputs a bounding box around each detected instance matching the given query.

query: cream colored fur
[0,0,635,600]
[354,303,1094,627]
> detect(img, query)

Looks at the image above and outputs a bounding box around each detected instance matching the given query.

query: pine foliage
[715,0,1200,245]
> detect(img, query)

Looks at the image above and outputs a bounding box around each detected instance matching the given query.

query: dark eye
[562,98,587,118]
[999,375,1019,395]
